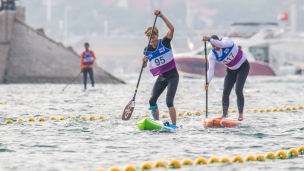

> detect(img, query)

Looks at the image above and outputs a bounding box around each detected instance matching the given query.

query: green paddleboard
[135,118,163,131]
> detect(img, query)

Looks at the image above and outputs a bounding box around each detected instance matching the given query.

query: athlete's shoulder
[161,36,172,49]
[208,50,216,58]
[221,37,231,40]
[222,37,234,42]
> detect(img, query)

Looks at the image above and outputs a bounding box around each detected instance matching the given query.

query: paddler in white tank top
[142,10,179,127]
[202,35,250,121]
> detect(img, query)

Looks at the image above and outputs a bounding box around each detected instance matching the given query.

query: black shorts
[149,68,179,108]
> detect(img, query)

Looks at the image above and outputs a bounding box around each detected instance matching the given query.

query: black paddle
[204,41,208,118]
[62,72,82,91]
[122,15,158,121]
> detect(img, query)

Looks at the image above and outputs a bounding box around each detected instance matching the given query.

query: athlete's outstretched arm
[154,10,174,39]
[210,37,233,48]
[207,54,216,83]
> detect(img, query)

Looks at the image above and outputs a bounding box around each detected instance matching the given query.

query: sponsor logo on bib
[159,47,165,53]
[224,48,229,54]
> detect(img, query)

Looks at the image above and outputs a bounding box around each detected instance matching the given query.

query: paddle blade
[122,99,135,120]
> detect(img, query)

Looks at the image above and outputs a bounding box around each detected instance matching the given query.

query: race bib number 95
[152,56,166,66]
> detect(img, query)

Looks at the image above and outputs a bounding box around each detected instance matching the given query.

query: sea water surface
[0,74,304,171]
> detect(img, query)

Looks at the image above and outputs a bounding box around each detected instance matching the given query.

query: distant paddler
[202,35,250,121]
[80,42,96,91]
[142,10,179,126]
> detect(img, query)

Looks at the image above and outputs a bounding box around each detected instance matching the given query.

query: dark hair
[210,35,219,40]
[84,42,89,46]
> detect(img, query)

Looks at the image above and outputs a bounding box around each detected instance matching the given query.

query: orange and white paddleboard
[203,117,242,128]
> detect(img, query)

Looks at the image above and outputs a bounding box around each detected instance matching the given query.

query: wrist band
[158,14,163,18]
[207,37,211,42]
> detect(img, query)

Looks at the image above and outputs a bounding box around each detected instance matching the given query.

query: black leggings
[222,60,250,116]
[83,68,94,89]
[149,75,179,108]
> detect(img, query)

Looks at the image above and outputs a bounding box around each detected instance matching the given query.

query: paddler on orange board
[202,35,250,122]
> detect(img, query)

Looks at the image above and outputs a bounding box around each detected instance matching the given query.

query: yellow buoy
[291,106,297,110]
[231,109,237,113]
[107,167,120,171]
[98,115,105,120]
[253,109,258,113]
[123,165,136,171]
[244,155,256,162]
[228,110,231,113]
[178,112,184,117]
[38,117,45,122]
[255,154,265,161]
[278,107,284,111]
[264,152,276,160]
[95,169,105,171]
[80,116,87,121]
[194,157,207,165]
[134,114,140,119]
[186,111,192,116]
[59,116,66,120]
[89,115,96,121]
[70,115,76,120]
[0,101,3,104]
[287,148,298,158]
[285,106,291,111]
[298,105,303,109]
[259,109,265,113]
[217,109,223,113]
[297,146,304,155]
[143,113,150,117]
[246,109,251,112]
[272,108,278,112]
[202,109,206,112]
[50,116,56,121]
[265,108,271,112]
[181,158,193,166]
[152,160,166,168]
[167,159,181,169]
[161,114,168,118]
[208,157,220,164]
[28,117,35,122]
[275,150,287,159]
[117,113,122,117]
[6,119,13,124]
[231,156,243,163]
[219,157,230,163]
[139,162,152,170]
[194,111,201,116]
[17,117,24,122]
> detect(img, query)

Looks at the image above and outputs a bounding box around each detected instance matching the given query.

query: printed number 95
[155,56,165,66]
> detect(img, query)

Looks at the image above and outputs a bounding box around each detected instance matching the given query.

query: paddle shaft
[204,41,208,118]
[132,15,158,100]
[62,72,82,91]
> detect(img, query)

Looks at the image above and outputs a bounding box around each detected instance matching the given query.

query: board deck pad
[203,117,242,128]
[136,118,178,131]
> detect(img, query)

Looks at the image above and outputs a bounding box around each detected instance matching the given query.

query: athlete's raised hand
[202,36,209,42]
[154,10,162,16]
